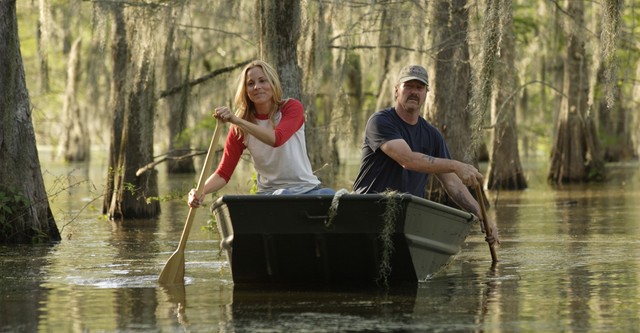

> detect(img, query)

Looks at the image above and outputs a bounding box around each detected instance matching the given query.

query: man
[353,64,499,244]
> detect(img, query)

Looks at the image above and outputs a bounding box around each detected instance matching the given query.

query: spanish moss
[599,0,621,110]
[377,190,401,288]
[468,0,504,161]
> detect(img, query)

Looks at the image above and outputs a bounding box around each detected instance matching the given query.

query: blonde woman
[188,60,333,208]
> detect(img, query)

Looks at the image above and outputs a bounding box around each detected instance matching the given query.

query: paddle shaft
[158,121,223,284]
[475,184,498,263]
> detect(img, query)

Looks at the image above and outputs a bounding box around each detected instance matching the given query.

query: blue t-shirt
[352,107,451,197]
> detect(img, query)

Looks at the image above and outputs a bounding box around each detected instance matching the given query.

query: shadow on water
[2,155,640,331]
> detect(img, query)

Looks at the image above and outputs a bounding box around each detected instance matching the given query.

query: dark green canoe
[212,193,476,287]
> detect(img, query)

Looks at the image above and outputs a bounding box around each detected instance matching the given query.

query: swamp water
[2,155,640,332]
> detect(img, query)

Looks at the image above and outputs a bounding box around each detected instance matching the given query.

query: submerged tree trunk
[595,0,635,161]
[58,38,90,162]
[0,0,60,243]
[103,5,128,215]
[486,0,527,190]
[548,0,605,183]
[425,0,472,205]
[106,10,160,220]
[108,45,160,219]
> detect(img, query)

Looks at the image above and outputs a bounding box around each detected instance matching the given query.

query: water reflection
[227,286,418,332]
[2,157,640,331]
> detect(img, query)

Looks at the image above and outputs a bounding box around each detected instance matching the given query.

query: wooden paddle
[158,120,223,285]
[475,184,498,263]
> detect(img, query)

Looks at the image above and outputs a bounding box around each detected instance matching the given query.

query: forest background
[2,0,640,241]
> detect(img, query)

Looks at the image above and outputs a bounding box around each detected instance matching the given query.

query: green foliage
[145,189,185,204]
[249,172,258,194]
[0,187,31,239]
[203,215,218,233]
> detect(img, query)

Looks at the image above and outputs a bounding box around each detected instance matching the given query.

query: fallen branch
[159,59,251,99]
[136,151,206,176]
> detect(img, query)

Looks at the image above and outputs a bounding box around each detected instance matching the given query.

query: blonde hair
[232,60,283,139]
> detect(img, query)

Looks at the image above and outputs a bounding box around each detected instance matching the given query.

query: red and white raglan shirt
[214,98,321,194]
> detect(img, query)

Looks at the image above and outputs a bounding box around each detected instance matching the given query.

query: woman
[188,60,334,208]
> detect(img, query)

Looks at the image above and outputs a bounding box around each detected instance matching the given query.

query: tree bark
[425,0,472,204]
[37,0,50,93]
[257,0,303,100]
[103,5,128,215]
[106,11,160,220]
[163,5,194,174]
[258,0,334,175]
[0,0,61,243]
[373,1,395,113]
[548,0,605,183]
[299,0,338,184]
[595,0,635,161]
[108,45,160,219]
[486,0,527,190]
[58,37,90,162]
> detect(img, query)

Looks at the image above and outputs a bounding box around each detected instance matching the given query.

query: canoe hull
[212,193,475,286]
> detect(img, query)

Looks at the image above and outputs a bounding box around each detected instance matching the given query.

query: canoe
[211,192,476,287]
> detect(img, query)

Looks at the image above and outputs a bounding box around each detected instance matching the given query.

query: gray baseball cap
[397,65,429,85]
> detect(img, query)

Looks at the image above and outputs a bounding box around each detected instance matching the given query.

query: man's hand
[480,217,500,246]
[454,161,484,187]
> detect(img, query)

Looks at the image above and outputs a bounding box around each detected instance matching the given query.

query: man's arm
[381,138,499,244]
[436,173,500,245]
[380,139,483,186]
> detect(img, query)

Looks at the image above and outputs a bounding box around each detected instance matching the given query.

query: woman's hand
[214,106,236,124]
[187,188,205,208]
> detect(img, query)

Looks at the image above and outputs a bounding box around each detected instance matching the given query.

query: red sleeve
[214,127,246,182]
[273,99,304,147]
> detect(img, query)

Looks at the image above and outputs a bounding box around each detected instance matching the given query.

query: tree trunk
[486,0,527,190]
[373,1,395,113]
[258,0,303,100]
[37,0,50,94]
[299,0,337,184]
[107,12,160,220]
[597,66,636,161]
[58,37,90,162]
[108,46,160,219]
[103,5,128,215]
[0,0,61,243]
[595,0,635,161]
[548,0,605,183]
[425,0,472,205]
[633,58,640,159]
[163,6,194,174]
[344,52,364,146]
[258,0,333,174]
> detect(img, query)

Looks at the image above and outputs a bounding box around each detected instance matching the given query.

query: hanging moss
[376,190,401,288]
[599,0,621,110]
[325,188,349,228]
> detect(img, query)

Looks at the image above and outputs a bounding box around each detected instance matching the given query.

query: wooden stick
[475,184,498,263]
[158,121,223,285]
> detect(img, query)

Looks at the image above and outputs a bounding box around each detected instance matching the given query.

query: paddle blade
[158,250,186,285]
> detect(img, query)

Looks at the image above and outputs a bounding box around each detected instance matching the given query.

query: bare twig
[159,60,252,99]
[136,150,206,176]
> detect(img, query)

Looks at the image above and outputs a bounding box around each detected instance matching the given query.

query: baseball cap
[397,65,429,85]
